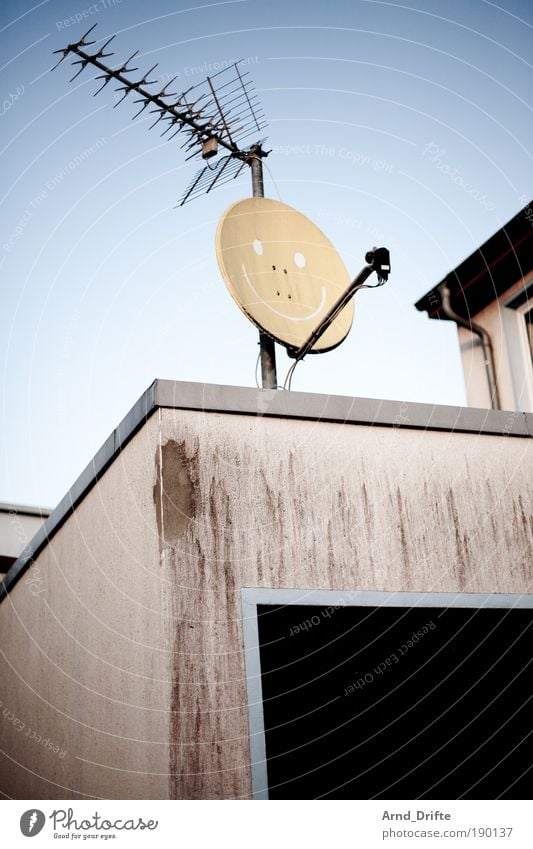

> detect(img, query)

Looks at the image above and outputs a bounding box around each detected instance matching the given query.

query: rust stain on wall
[154,439,204,797]
[446,488,467,591]
[153,440,198,552]
[396,487,411,571]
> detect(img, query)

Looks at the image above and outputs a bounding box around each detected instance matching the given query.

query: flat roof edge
[154,379,531,437]
[0,503,51,517]
[1,379,530,604]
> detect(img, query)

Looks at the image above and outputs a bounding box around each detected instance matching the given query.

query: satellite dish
[216,197,354,353]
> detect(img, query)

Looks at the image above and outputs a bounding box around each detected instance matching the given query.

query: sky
[1,0,532,509]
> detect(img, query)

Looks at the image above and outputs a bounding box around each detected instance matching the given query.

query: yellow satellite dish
[215,197,354,352]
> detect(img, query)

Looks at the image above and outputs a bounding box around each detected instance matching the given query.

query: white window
[503,282,533,411]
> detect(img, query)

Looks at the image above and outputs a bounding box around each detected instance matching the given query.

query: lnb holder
[288,246,391,361]
[365,246,391,282]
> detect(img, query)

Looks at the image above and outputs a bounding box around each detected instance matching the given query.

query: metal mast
[249,145,277,389]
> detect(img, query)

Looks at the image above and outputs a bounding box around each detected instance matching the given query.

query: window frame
[241,587,533,800]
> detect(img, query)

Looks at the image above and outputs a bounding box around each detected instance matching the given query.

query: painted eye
[294,252,306,268]
[253,239,264,256]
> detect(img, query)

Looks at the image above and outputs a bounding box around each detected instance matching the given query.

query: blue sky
[1,0,532,508]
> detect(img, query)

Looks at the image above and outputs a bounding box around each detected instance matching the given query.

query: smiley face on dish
[216,197,354,352]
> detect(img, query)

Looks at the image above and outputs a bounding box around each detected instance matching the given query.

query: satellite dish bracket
[287,247,391,363]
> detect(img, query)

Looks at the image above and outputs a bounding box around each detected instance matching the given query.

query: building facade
[0,381,531,799]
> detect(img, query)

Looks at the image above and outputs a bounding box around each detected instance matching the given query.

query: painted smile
[241,263,327,322]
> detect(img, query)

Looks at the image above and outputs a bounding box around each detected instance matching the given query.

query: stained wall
[0,402,531,799]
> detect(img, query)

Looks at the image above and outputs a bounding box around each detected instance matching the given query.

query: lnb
[365,247,391,281]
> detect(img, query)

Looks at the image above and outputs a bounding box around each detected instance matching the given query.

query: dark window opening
[257,603,533,799]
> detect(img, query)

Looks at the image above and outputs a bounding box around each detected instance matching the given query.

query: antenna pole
[251,145,278,390]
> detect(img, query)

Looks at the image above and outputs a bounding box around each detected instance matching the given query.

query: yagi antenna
[52,25,391,393]
[51,23,268,202]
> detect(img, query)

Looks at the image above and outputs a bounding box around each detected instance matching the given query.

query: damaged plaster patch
[154,439,197,551]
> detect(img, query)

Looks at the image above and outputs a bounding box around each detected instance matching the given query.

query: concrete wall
[459,272,533,412]
[1,402,531,799]
[0,414,169,799]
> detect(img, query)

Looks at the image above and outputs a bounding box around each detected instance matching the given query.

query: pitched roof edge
[415,203,533,320]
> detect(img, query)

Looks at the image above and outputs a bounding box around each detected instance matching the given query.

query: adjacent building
[0,503,50,575]
[415,202,533,412]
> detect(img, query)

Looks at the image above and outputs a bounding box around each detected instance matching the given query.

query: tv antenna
[52,24,390,391]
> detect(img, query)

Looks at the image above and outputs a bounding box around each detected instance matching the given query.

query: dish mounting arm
[288,247,391,362]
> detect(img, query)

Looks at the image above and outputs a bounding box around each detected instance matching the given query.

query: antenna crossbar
[52,25,267,170]
[60,44,240,157]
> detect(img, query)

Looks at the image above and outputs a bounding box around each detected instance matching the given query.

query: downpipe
[439,283,501,410]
